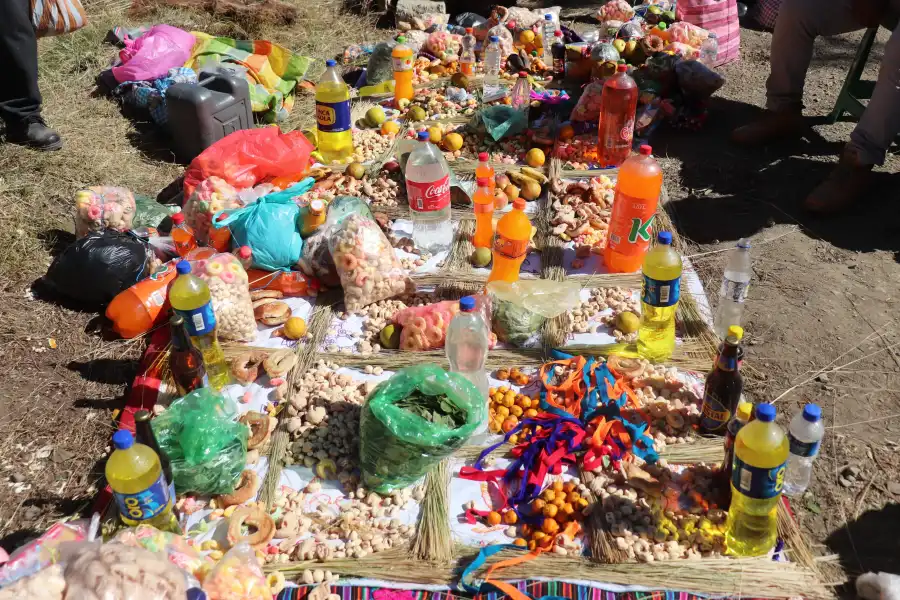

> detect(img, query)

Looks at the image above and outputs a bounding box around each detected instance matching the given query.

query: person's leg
[0,0,61,150]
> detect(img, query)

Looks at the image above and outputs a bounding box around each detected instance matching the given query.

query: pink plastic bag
[112,24,196,83]
[675,0,740,66]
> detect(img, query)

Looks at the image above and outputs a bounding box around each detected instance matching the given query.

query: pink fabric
[111,24,196,83]
[676,0,741,66]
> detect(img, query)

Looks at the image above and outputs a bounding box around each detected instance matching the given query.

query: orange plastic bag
[183,127,313,200]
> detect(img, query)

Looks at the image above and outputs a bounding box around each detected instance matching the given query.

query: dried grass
[412,460,452,563]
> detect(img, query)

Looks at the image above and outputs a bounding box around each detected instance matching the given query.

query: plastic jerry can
[165,70,253,163]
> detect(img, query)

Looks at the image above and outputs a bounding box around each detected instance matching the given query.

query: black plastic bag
[45,230,150,309]
[454,12,487,29]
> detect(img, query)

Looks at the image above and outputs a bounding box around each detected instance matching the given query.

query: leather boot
[803,148,874,214]
[731,109,805,146]
[4,116,62,151]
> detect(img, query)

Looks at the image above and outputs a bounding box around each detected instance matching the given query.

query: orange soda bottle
[604,145,663,273]
[598,64,638,168]
[105,261,179,338]
[392,37,415,103]
[476,152,495,194]
[487,198,531,284]
[209,213,231,252]
[170,212,198,257]
[473,177,495,249]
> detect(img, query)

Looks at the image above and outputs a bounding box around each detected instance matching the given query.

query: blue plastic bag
[213,179,312,271]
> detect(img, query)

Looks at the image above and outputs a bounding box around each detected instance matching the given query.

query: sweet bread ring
[226,505,274,549]
[217,469,259,508]
[263,349,298,378]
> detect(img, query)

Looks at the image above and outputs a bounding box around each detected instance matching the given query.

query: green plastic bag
[151,388,248,495]
[132,195,177,229]
[477,105,528,141]
[360,365,485,492]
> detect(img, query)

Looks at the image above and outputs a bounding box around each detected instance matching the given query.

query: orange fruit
[521,524,533,536]
[527,540,537,551]
[531,499,546,513]
[381,121,401,136]
[508,434,519,445]
[504,511,518,525]
[525,148,546,168]
[514,538,528,548]
[559,125,575,141]
[519,30,535,44]
[567,491,581,503]
[443,132,464,152]
[510,405,523,417]
[517,397,531,409]
[532,531,547,542]
[561,503,575,517]
[563,482,577,493]
[542,504,558,518]
[487,511,502,526]
[575,498,590,510]
[552,480,565,493]
[541,489,556,503]
[541,518,559,535]
[552,496,566,508]
[524,409,539,418]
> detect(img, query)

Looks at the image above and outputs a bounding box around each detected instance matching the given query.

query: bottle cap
[490,35,499,42]
[176,260,191,275]
[237,246,252,259]
[417,131,430,141]
[476,177,490,187]
[170,313,185,328]
[755,403,776,423]
[309,199,326,214]
[555,29,562,36]
[215,213,227,222]
[112,429,134,450]
[726,325,744,341]
[172,212,185,225]
[478,151,489,162]
[459,296,476,312]
[545,14,553,19]
[513,198,526,210]
[639,144,652,155]
[616,64,627,73]
[518,71,528,78]
[736,400,753,421]
[737,238,751,249]
[326,59,336,67]
[466,27,473,34]
[397,36,406,43]
[802,403,822,423]
[657,231,672,245]
[134,409,151,423]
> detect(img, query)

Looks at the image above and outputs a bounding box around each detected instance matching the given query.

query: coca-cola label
[407,174,451,212]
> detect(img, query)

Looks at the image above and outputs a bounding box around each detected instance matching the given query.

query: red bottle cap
[518,71,528,78]
[476,177,490,187]
[639,144,652,155]
[555,29,562,35]
[513,198,526,210]
[478,151,489,162]
[238,246,252,259]
[617,64,627,72]
[172,212,185,225]
[466,27,473,34]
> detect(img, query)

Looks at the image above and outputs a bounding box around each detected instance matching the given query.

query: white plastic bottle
[783,403,825,497]
[714,238,751,339]
[405,131,453,253]
[542,14,556,63]
[700,32,719,66]
[483,35,502,99]
[446,296,490,433]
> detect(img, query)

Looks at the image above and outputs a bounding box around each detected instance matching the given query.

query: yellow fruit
[381,121,401,135]
[519,30,535,44]
[495,405,510,418]
[524,409,538,418]
[541,489,556,502]
[346,162,366,180]
[380,324,401,349]
[443,132,464,151]
[283,317,307,340]
[487,511,502,526]
[504,511,518,525]
[397,98,411,110]
[541,518,559,534]
[472,247,492,267]
[427,126,443,144]
[514,538,528,548]
[525,148,546,167]
[520,179,542,201]
[408,106,427,121]
[365,106,386,127]
[531,499,546,512]
[504,184,520,203]
[542,504,558,518]
[510,405,523,417]
[616,311,640,334]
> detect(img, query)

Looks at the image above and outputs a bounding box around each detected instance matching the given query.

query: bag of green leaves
[360,365,485,492]
[488,280,582,347]
[151,388,248,495]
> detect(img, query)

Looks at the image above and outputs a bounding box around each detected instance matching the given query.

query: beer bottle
[699,325,744,434]
[134,410,177,507]
[169,313,208,396]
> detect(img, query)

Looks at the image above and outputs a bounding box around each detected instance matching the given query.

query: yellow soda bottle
[315,59,354,163]
[637,231,681,361]
[725,402,789,556]
[168,261,230,390]
[106,430,179,532]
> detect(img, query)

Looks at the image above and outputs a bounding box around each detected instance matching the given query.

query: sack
[675,0,740,66]
[74,186,136,238]
[45,230,150,309]
[190,252,257,342]
[31,0,86,37]
[360,365,485,492]
[112,25,196,83]
[182,176,243,245]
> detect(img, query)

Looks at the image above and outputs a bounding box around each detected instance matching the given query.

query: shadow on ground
[826,502,900,584]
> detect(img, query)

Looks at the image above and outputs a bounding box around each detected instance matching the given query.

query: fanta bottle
[392,37,415,103]
[488,198,531,284]
[245,269,316,296]
[209,213,231,253]
[170,212,198,258]
[473,177,495,249]
[316,59,354,163]
[476,152,495,195]
[604,145,663,273]
[598,64,638,168]
[106,261,179,339]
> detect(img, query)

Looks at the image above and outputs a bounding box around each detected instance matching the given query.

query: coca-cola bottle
[598,64,638,168]
[405,131,453,253]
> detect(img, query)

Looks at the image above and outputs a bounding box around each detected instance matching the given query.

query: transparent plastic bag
[297,225,340,288]
[360,364,484,492]
[667,21,709,47]
[0,564,65,600]
[479,105,528,141]
[488,279,581,346]
[190,252,257,342]
[394,300,459,351]
[597,0,635,22]
[151,388,248,495]
[132,195,177,229]
[571,80,604,121]
[74,186,136,238]
[182,176,243,245]
[112,525,213,583]
[487,25,514,57]
[0,520,91,589]
[63,542,188,600]
[326,197,412,312]
[367,41,396,85]
[202,543,269,600]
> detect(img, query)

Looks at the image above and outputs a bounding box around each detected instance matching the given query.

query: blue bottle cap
[657,231,673,245]
[459,296,476,312]
[755,403,776,423]
[112,429,134,450]
[326,59,337,67]
[545,14,553,19]
[417,131,430,141]
[490,35,499,43]
[176,260,191,275]
[737,238,751,249]
[802,403,822,422]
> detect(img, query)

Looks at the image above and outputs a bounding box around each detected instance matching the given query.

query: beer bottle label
[788,434,820,458]
[642,275,680,308]
[175,303,216,337]
[731,457,786,500]
[316,99,351,133]
[114,472,170,521]
[699,392,730,432]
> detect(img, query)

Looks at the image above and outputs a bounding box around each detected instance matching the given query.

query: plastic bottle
[106,261,179,339]
[446,296,490,423]
[245,269,314,296]
[699,325,744,434]
[488,198,531,284]
[106,430,179,532]
[476,152,495,195]
[700,32,719,66]
[301,199,327,237]
[209,213,231,253]
[392,37,415,103]
[167,313,208,397]
[604,145,663,272]
[405,131,453,253]
[542,14,556,63]
[483,35,502,99]
[725,403,788,556]
[168,261,231,390]
[783,403,824,497]
[134,409,176,502]
[473,177,495,249]
[598,64,638,167]
[551,30,566,78]
[460,28,476,76]
[234,245,253,270]
[721,399,753,499]
[316,59,354,163]
[511,71,532,117]
[714,239,752,339]
[637,231,681,362]
[170,212,198,258]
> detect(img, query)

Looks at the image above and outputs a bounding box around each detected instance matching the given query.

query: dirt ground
[1,0,898,589]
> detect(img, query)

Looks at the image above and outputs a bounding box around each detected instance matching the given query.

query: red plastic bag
[675,0,740,67]
[183,127,314,200]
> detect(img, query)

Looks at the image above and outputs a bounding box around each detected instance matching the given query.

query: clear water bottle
[511,71,531,117]
[483,35,502,99]
[446,296,490,432]
[700,32,718,65]
[714,238,751,338]
[542,14,556,63]
[783,404,825,497]
[405,131,453,253]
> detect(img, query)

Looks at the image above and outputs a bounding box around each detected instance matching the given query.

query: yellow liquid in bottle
[637,237,682,362]
[316,79,354,164]
[106,433,179,532]
[169,266,230,391]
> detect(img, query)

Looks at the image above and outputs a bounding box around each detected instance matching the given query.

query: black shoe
[4,116,62,151]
